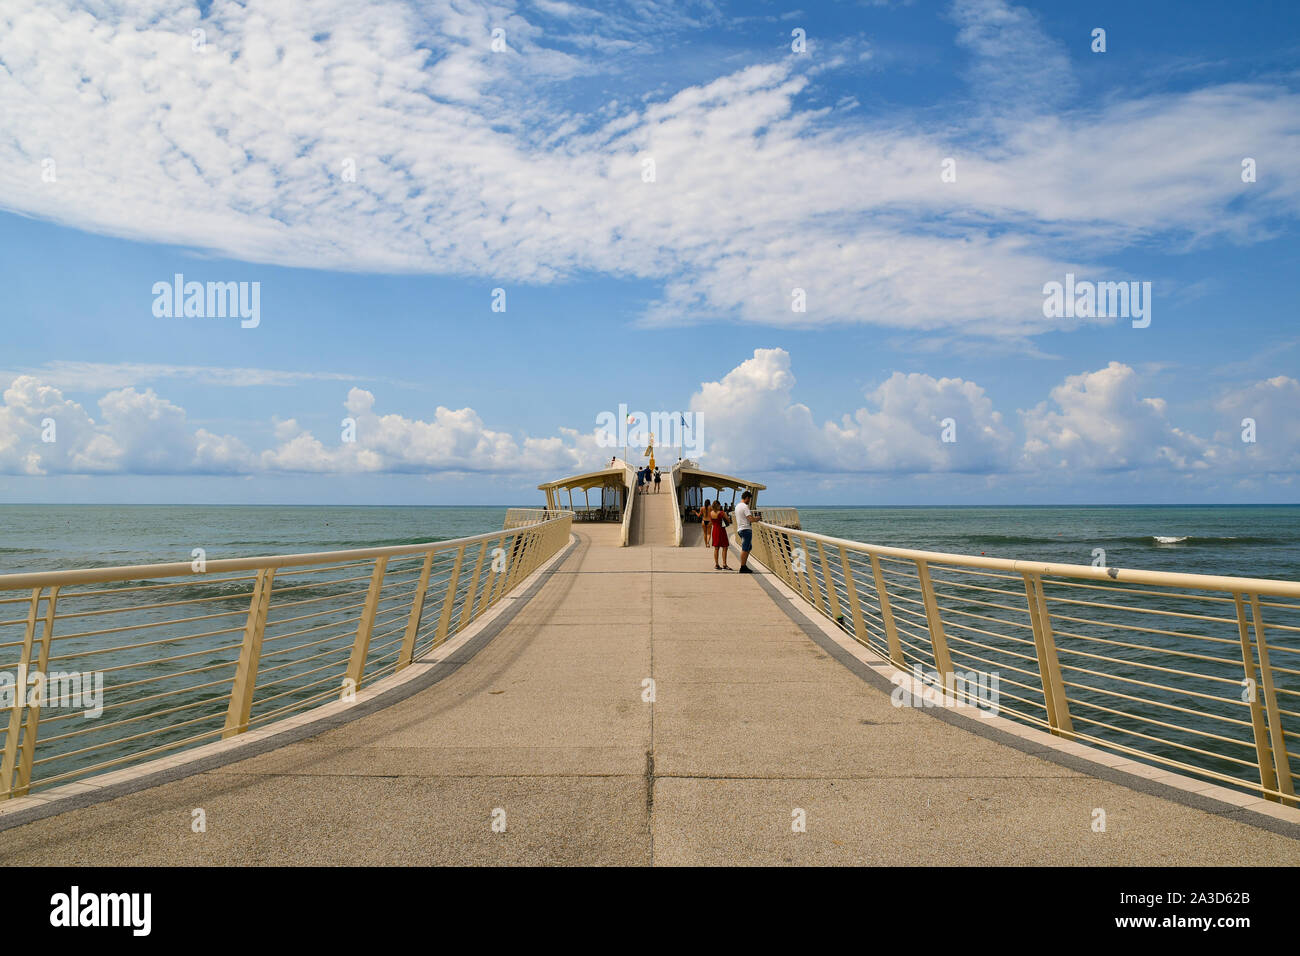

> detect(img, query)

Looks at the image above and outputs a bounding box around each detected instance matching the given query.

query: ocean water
[3,503,1295,580]
[0,505,514,576]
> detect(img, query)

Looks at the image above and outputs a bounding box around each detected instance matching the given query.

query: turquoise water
[3,504,1296,579]
[0,505,514,576]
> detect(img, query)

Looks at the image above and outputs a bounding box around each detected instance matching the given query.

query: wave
[1141,535,1284,547]
[961,533,1287,548]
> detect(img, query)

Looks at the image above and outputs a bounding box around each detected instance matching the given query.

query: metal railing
[503,508,573,529]
[0,513,573,799]
[756,507,800,530]
[752,522,1300,806]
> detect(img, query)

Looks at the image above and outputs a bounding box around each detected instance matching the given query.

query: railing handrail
[755,521,1300,599]
[0,514,575,591]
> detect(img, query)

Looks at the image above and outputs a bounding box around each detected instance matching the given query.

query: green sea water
[2,503,1296,579]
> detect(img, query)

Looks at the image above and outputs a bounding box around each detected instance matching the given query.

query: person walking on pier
[653,468,661,493]
[701,499,713,546]
[735,490,755,574]
[710,500,733,570]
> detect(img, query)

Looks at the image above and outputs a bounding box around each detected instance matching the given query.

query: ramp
[630,485,675,546]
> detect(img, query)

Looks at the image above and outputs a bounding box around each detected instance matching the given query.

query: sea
[2,503,1297,579]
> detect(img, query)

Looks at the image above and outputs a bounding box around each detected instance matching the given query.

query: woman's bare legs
[720,544,730,569]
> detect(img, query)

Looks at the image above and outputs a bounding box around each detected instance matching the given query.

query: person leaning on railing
[735,491,755,574]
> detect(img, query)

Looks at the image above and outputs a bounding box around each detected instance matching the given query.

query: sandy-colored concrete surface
[630,484,675,546]
[2,527,1297,865]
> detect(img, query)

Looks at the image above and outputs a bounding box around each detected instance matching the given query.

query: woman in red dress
[710,501,732,570]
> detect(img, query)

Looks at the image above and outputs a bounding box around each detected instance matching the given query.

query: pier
[0,465,1297,865]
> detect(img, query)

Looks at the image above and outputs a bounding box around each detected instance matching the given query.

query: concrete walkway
[2,528,1297,865]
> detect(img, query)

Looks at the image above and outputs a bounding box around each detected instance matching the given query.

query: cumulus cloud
[693,348,1013,474]
[1211,375,1300,477]
[0,0,1296,338]
[260,387,584,474]
[0,358,1295,483]
[0,377,252,475]
[0,376,590,477]
[1019,362,1210,472]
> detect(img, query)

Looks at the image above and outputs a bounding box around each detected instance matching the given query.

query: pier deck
[2,520,1297,866]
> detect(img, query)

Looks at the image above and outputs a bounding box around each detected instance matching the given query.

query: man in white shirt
[735,490,755,574]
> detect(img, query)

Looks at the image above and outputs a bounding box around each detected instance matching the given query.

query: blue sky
[0,0,1297,505]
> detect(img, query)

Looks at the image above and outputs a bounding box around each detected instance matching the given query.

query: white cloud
[1,358,1294,484]
[0,376,586,476]
[1211,375,1300,476]
[691,348,1013,474]
[1019,362,1210,472]
[0,0,1296,338]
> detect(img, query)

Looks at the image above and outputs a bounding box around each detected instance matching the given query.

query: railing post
[433,544,467,648]
[1248,594,1296,803]
[223,568,276,738]
[805,535,827,616]
[794,534,814,605]
[869,554,904,667]
[758,526,778,575]
[777,531,796,586]
[521,527,541,577]
[458,541,489,633]
[1234,592,1279,800]
[1,588,43,799]
[397,550,436,671]
[13,585,59,796]
[915,560,955,683]
[756,525,774,570]
[517,527,539,581]
[501,531,527,596]
[343,556,389,696]
[1022,573,1073,736]
[485,534,510,609]
[525,525,541,572]
[837,545,867,646]
[817,541,840,624]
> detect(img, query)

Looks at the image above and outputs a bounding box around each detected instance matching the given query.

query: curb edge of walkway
[749,560,1300,844]
[0,533,582,835]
